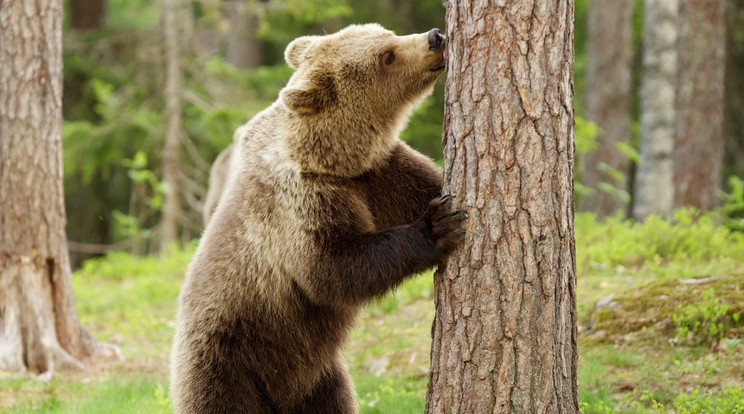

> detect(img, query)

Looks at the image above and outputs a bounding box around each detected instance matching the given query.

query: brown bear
[170,23,465,413]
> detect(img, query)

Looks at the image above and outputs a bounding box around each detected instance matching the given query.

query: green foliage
[576,115,601,155]
[106,0,160,30]
[719,175,744,232]
[9,379,170,414]
[579,386,744,414]
[673,386,744,414]
[258,0,353,44]
[574,115,601,199]
[673,288,731,345]
[356,376,426,414]
[576,209,744,277]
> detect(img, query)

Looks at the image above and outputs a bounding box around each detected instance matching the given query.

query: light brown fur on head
[280,23,445,177]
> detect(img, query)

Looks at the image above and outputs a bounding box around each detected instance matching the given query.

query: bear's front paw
[423,195,467,259]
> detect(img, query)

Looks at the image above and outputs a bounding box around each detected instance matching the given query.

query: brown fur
[170,24,463,414]
[202,125,245,225]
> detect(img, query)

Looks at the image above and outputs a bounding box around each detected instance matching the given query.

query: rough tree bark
[633,0,679,220]
[425,0,578,413]
[160,0,184,250]
[580,0,632,217]
[0,0,119,377]
[673,0,725,211]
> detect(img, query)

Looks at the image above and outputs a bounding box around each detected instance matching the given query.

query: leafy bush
[719,175,744,232]
[673,288,732,345]
[576,209,744,277]
[673,386,744,413]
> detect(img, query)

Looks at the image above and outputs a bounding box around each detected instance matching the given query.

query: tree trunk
[633,0,679,220]
[425,1,578,413]
[226,0,263,69]
[160,0,184,251]
[70,0,106,30]
[0,0,119,377]
[580,0,632,217]
[723,0,744,181]
[673,0,725,211]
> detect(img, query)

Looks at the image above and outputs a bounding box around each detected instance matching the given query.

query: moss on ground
[584,274,744,343]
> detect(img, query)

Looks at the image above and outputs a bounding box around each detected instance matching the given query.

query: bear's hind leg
[288,358,357,414]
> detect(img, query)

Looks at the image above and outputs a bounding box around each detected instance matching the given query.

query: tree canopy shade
[0,0,119,376]
[425,0,579,412]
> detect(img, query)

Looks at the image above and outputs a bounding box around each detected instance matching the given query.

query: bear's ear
[281,73,337,114]
[285,36,318,69]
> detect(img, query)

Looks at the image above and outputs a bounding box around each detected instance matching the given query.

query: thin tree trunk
[580,0,633,217]
[723,0,744,180]
[160,0,184,251]
[633,0,679,220]
[673,0,725,210]
[226,0,263,69]
[0,0,119,377]
[70,0,106,30]
[425,1,578,413]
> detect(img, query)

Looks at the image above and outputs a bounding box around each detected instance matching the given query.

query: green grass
[2,211,744,413]
[8,378,170,414]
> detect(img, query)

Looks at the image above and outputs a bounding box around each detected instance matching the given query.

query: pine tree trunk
[160,0,184,251]
[0,0,120,377]
[425,1,578,412]
[580,0,632,217]
[673,0,725,211]
[633,0,679,220]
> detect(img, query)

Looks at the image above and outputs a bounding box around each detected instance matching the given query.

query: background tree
[70,0,106,30]
[633,0,678,220]
[673,0,726,210]
[0,0,119,376]
[580,0,633,217]
[724,0,744,181]
[425,0,578,412]
[160,0,185,250]
[225,0,263,69]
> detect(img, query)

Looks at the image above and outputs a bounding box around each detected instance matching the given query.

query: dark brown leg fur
[286,359,356,414]
[305,195,467,307]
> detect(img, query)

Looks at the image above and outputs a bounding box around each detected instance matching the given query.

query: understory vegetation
[2,211,744,413]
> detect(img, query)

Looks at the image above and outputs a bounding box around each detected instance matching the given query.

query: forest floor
[2,211,744,414]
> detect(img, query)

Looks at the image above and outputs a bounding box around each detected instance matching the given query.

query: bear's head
[282,24,445,116]
[279,24,446,177]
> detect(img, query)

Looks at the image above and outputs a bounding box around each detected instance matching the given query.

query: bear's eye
[383,51,395,65]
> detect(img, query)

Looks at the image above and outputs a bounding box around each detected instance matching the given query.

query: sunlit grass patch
[355,375,427,414]
[8,378,170,414]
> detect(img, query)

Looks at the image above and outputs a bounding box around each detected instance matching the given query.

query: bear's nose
[428,28,444,50]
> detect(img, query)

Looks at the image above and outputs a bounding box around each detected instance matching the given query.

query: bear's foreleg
[301,195,466,306]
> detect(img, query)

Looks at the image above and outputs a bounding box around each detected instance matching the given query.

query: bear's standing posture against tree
[170,24,466,413]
